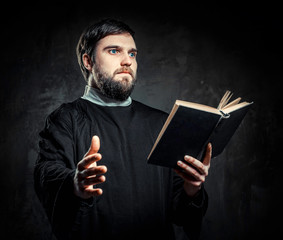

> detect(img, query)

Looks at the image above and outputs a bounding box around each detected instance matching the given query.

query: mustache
[113,67,134,77]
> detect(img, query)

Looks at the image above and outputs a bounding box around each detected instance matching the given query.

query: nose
[120,53,132,67]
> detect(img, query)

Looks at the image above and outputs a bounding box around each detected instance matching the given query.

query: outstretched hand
[74,136,107,199]
[174,143,212,197]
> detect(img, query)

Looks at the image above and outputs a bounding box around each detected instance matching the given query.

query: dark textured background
[1,3,282,240]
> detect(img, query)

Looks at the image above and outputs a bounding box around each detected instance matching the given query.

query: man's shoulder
[47,98,86,123]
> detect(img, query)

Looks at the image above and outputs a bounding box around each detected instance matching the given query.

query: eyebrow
[103,45,138,53]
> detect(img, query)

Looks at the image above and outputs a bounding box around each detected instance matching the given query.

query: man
[34,18,212,240]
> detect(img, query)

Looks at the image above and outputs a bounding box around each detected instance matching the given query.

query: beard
[92,64,137,101]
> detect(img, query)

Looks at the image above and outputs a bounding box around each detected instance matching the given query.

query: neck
[81,85,132,107]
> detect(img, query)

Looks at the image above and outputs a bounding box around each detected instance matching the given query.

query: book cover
[147,91,253,168]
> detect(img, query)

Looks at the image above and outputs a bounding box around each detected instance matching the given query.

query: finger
[77,174,106,190]
[84,135,100,157]
[183,155,207,176]
[177,161,205,182]
[203,143,212,166]
[83,175,106,186]
[77,153,102,171]
[174,169,202,187]
[79,165,107,179]
[84,187,103,197]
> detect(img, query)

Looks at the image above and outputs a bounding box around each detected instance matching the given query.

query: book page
[222,97,242,110]
[217,90,233,109]
[176,100,221,115]
[222,101,253,113]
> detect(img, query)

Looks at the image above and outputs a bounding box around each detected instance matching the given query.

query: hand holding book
[147,91,253,168]
[175,143,212,197]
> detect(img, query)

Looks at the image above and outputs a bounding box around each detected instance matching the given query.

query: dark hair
[76,18,135,81]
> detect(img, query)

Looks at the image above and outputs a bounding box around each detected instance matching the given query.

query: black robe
[34,98,208,240]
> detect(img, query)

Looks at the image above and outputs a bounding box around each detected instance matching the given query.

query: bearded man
[34,18,212,240]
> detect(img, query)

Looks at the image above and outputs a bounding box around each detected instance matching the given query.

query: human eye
[129,52,137,58]
[109,49,119,55]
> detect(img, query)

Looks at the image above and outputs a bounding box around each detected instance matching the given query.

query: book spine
[197,115,223,161]
[219,110,230,119]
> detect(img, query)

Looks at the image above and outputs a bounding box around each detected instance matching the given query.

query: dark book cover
[147,102,252,168]
[209,103,252,157]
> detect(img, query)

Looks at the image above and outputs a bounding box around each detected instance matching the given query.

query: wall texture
[1,3,282,240]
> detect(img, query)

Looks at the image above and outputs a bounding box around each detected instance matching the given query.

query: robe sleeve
[34,105,87,238]
[172,172,208,240]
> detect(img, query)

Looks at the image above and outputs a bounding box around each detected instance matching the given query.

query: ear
[82,53,93,71]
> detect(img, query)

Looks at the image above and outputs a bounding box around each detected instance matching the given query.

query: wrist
[183,182,201,197]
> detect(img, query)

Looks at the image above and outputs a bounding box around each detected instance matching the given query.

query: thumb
[203,143,212,166]
[85,135,100,157]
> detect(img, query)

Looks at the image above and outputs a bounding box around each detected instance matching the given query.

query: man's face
[91,33,138,101]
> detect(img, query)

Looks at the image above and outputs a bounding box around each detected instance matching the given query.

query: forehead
[96,33,136,50]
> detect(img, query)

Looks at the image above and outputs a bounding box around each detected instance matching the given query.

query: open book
[147,91,253,168]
